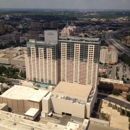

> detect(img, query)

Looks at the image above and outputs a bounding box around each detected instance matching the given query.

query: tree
[121,109,125,115]
[126,95,130,102]
[36,84,40,88]
[20,71,26,78]
[127,111,130,117]
[0,65,6,75]
[102,74,108,78]
[0,77,5,83]
[112,89,120,96]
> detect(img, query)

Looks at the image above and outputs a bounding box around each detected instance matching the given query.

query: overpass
[105,28,130,57]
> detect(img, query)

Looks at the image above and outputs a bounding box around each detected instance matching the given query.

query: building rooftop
[52,82,92,102]
[1,85,49,102]
[0,110,79,130]
[25,108,39,117]
[29,89,49,102]
[0,103,7,109]
[100,78,123,84]
[88,122,117,130]
[11,55,25,61]
[59,36,100,42]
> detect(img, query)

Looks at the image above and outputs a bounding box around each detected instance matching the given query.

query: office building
[25,30,100,87]
[100,46,118,64]
[50,21,58,28]
[31,21,39,29]
[0,20,5,34]
[61,24,81,36]
[43,22,50,28]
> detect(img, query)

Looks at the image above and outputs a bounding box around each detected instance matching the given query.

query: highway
[97,94,130,109]
[105,28,130,57]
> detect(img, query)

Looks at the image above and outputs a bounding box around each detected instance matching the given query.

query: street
[97,94,130,109]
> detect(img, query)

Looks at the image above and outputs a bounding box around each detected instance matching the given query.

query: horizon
[0,8,130,11]
[0,0,130,10]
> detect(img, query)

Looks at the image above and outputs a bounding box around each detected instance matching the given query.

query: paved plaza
[101,100,129,130]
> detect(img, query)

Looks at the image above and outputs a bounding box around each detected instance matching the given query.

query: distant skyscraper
[60,24,81,36]
[31,21,39,29]
[50,21,58,29]
[100,46,118,64]
[43,22,50,28]
[25,31,100,88]
[0,20,5,34]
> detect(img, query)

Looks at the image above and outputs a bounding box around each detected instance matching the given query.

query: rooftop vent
[13,122,16,125]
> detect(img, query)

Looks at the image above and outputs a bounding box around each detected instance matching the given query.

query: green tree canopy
[126,95,130,102]
[112,89,120,96]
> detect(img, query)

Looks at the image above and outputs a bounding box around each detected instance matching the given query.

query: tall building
[100,46,118,64]
[50,21,58,29]
[60,24,81,36]
[31,21,39,29]
[25,30,100,88]
[25,31,59,85]
[0,21,5,34]
[43,22,50,28]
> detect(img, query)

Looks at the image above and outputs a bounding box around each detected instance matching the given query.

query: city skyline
[0,0,130,10]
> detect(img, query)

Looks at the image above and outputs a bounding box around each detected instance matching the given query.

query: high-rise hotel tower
[25,30,100,88]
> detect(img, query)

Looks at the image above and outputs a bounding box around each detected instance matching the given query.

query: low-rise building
[42,81,97,119]
[0,85,49,117]
[99,78,130,92]
[0,47,25,66]
[11,54,25,67]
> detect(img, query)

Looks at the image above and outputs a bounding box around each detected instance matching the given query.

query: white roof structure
[25,108,39,117]
[29,90,49,102]
[64,122,80,130]
[1,85,49,102]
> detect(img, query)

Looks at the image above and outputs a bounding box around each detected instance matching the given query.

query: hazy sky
[0,0,130,10]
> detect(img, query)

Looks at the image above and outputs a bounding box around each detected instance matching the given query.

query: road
[105,28,130,57]
[5,77,19,85]
[97,94,130,109]
[110,65,116,79]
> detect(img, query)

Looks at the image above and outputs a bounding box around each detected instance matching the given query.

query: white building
[100,46,118,64]
[42,81,97,119]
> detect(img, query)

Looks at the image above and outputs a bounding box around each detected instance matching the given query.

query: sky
[0,0,130,10]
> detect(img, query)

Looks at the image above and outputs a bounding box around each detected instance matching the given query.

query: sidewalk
[98,92,130,105]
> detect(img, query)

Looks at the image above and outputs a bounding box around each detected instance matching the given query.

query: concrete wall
[86,89,97,118]
[42,97,52,113]
[11,59,25,67]
[0,96,41,114]
[51,97,85,118]
[0,58,10,64]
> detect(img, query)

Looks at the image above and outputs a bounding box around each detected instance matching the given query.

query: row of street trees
[0,64,26,79]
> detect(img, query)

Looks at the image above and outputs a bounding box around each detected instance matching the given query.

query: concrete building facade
[42,82,97,119]
[100,46,118,64]
[31,21,39,29]
[0,85,49,114]
[25,30,100,87]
